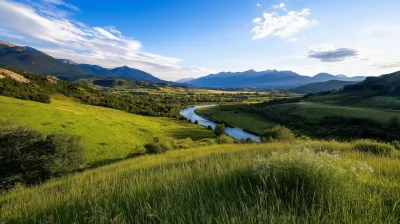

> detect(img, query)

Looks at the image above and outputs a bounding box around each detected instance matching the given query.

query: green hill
[290,80,359,93]
[1,142,399,223]
[0,96,214,166]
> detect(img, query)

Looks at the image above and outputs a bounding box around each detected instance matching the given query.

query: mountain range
[0,41,164,82]
[0,40,368,89]
[185,70,366,89]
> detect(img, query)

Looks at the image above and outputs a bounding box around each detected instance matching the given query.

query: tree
[261,125,296,142]
[214,123,225,136]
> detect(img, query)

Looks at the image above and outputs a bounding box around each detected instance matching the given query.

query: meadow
[0,96,214,166]
[270,101,400,124]
[0,142,399,223]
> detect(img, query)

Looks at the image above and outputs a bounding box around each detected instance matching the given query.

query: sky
[0,0,399,81]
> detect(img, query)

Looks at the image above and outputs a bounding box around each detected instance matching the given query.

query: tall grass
[0,143,399,223]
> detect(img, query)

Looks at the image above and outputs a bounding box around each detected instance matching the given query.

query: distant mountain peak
[58,59,78,65]
[0,40,16,47]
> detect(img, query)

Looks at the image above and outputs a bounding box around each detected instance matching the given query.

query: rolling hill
[290,80,359,93]
[186,70,366,89]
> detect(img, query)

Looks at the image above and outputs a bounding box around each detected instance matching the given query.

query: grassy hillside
[290,80,359,94]
[0,96,214,166]
[270,101,400,124]
[1,142,399,223]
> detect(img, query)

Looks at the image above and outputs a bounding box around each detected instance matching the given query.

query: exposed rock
[0,68,30,83]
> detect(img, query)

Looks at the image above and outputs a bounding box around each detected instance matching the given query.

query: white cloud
[252,9,318,40]
[0,0,212,80]
[256,3,261,7]
[273,3,286,10]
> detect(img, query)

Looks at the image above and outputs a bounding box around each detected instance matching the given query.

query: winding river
[179,105,261,142]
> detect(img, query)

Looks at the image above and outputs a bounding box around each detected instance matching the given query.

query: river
[179,105,261,142]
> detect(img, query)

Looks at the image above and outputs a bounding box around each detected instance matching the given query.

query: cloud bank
[0,0,210,79]
[252,9,317,39]
[308,45,359,62]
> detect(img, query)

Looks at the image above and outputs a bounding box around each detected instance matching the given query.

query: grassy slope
[307,94,400,111]
[196,107,276,134]
[0,96,214,166]
[272,101,400,123]
[0,142,399,223]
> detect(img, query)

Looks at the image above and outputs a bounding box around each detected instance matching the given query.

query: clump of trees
[261,125,296,142]
[0,121,85,191]
[214,123,225,136]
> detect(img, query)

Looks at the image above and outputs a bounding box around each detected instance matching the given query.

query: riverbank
[195,106,276,135]
[180,105,261,142]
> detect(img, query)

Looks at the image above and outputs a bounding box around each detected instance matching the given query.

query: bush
[390,140,400,150]
[216,134,235,144]
[353,140,396,156]
[44,133,85,176]
[260,125,296,142]
[254,149,373,203]
[194,120,199,125]
[207,125,213,130]
[0,122,85,190]
[144,137,174,154]
[214,123,225,136]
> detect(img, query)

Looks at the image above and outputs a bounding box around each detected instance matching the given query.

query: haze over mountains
[0,40,367,89]
[185,70,366,89]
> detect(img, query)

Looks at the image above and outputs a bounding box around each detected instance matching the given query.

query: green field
[196,107,276,134]
[307,94,400,111]
[1,142,399,223]
[0,96,214,166]
[270,101,400,124]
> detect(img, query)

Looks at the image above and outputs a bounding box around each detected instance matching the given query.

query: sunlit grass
[1,142,399,223]
[0,96,214,166]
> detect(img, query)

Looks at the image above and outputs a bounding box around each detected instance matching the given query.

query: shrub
[194,120,199,124]
[207,125,213,130]
[0,122,85,190]
[260,125,295,142]
[144,137,174,154]
[353,140,396,156]
[254,149,373,203]
[216,134,235,144]
[44,133,85,176]
[214,123,225,136]
[390,140,400,150]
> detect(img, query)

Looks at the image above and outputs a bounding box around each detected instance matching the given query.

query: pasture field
[196,106,276,134]
[0,96,214,166]
[0,142,399,223]
[307,94,400,111]
[270,101,400,124]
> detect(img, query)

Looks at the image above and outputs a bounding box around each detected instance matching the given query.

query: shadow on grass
[171,128,215,141]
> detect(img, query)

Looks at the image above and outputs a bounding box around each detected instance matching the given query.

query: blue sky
[0,0,399,80]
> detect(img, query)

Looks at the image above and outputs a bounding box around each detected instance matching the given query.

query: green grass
[307,94,400,111]
[0,142,399,223]
[196,107,276,134]
[0,96,214,166]
[269,101,400,124]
